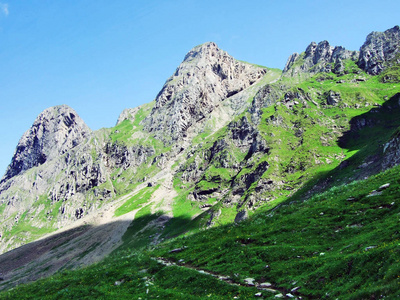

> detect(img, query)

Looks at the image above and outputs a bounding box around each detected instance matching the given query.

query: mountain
[1,26,400,299]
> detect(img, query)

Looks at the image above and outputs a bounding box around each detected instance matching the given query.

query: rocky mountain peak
[358,25,400,75]
[142,42,267,142]
[283,40,358,77]
[1,105,91,183]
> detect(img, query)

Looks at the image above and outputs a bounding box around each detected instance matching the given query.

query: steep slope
[142,42,267,143]
[1,26,400,298]
[0,41,278,282]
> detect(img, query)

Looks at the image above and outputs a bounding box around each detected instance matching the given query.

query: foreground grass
[3,164,400,299]
[0,250,259,299]
[154,164,400,299]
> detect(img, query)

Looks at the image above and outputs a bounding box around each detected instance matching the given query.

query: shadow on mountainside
[0,218,131,291]
[296,92,400,199]
[0,213,196,292]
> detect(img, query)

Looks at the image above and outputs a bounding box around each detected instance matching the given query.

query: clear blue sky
[0,0,399,176]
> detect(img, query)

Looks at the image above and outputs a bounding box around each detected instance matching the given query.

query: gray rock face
[142,42,267,143]
[249,84,284,124]
[104,142,155,171]
[0,106,115,253]
[283,40,358,77]
[358,26,400,75]
[327,90,342,106]
[116,107,141,125]
[1,105,91,183]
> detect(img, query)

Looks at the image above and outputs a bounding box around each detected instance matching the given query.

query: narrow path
[151,257,301,298]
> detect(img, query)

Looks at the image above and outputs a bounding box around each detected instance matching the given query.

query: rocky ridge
[142,42,267,143]
[358,25,400,75]
[283,26,400,78]
[282,40,358,78]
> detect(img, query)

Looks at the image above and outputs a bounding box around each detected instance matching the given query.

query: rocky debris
[364,246,377,251]
[283,40,358,78]
[169,247,187,253]
[114,280,124,286]
[367,190,382,197]
[254,292,262,297]
[291,286,301,292]
[142,42,267,143]
[244,277,256,286]
[378,183,390,190]
[358,26,400,75]
[234,210,248,223]
[275,294,284,298]
[260,282,272,288]
[326,90,342,106]
[1,105,91,183]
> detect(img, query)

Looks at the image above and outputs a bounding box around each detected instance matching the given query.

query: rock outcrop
[283,40,358,77]
[358,26,400,75]
[142,42,267,143]
[1,105,91,183]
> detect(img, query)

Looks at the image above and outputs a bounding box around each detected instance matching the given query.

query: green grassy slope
[3,164,400,299]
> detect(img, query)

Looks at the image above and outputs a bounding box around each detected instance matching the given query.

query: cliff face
[142,42,267,143]
[358,25,400,75]
[1,105,91,183]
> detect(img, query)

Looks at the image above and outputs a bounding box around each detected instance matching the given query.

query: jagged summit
[1,105,90,183]
[283,40,358,77]
[358,25,400,75]
[283,25,400,78]
[142,42,267,142]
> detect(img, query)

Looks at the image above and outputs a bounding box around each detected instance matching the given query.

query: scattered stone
[244,277,256,286]
[138,269,148,274]
[378,183,390,191]
[291,286,301,292]
[260,282,272,288]
[365,246,377,251]
[320,252,325,256]
[169,247,186,253]
[114,280,124,286]
[255,292,263,297]
[346,197,356,201]
[367,190,382,197]
[275,293,284,298]
[178,259,185,263]
[286,293,295,298]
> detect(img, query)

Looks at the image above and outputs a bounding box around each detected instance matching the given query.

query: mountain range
[0,25,400,299]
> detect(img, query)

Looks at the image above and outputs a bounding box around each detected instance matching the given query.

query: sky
[0,0,399,176]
